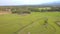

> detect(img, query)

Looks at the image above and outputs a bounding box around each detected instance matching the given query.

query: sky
[0,0,60,6]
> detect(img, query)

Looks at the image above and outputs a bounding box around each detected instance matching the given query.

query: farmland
[0,12,60,34]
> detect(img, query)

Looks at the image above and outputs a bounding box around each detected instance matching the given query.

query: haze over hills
[0,1,60,7]
[40,1,60,6]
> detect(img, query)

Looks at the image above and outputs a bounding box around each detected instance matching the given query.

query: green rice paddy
[0,12,60,34]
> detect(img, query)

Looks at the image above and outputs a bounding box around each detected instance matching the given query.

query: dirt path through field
[14,17,56,34]
[13,18,41,34]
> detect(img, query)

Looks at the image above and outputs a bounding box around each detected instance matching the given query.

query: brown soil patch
[0,11,11,14]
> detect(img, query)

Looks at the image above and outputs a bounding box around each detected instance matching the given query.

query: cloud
[0,0,59,5]
[13,0,59,5]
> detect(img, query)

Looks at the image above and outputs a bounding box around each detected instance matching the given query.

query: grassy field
[0,12,60,34]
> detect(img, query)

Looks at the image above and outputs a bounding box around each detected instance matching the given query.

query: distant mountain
[0,1,60,7]
[40,1,60,7]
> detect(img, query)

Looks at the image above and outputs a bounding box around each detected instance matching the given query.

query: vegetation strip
[13,18,41,34]
[14,17,56,34]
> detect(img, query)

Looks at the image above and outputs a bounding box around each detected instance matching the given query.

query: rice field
[0,12,60,34]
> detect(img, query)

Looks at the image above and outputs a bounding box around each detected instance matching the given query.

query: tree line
[0,6,60,14]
